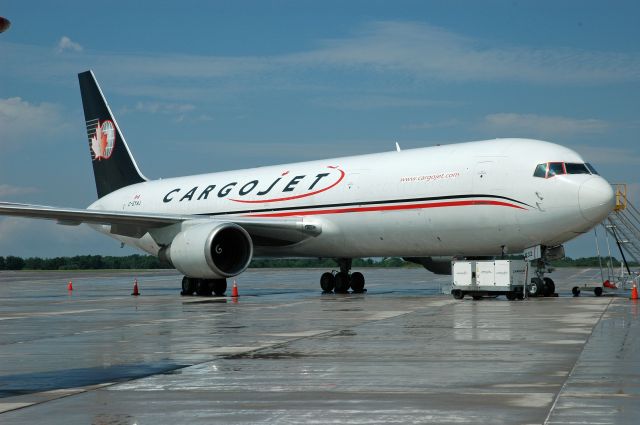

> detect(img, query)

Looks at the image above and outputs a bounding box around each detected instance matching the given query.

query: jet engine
[160,222,253,279]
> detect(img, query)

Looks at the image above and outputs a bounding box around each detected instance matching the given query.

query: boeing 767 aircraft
[0,71,615,296]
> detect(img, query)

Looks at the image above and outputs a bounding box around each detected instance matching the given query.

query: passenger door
[473,159,506,194]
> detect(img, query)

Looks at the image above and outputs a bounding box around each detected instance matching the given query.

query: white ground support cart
[571,269,638,297]
[451,260,527,300]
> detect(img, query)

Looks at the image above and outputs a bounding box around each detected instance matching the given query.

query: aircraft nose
[579,177,615,223]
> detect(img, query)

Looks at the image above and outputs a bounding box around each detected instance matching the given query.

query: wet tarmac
[0,267,638,424]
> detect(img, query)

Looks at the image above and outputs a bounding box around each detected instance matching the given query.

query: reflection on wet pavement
[0,268,637,424]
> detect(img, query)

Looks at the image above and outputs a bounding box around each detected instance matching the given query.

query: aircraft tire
[195,279,212,296]
[181,276,195,296]
[572,286,581,297]
[211,279,227,296]
[350,272,365,293]
[334,272,350,293]
[320,272,335,292]
[528,278,543,297]
[594,287,603,297]
[543,277,555,297]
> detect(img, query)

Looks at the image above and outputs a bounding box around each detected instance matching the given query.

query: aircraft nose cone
[579,177,615,223]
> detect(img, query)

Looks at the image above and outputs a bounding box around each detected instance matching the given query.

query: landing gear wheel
[181,276,195,296]
[572,286,581,297]
[320,272,335,293]
[452,289,464,300]
[211,279,227,296]
[195,279,212,296]
[528,278,543,297]
[350,272,366,293]
[594,287,603,297]
[543,277,555,297]
[334,272,350,293]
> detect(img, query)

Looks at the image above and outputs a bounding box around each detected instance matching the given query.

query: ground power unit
[451,260,527,300]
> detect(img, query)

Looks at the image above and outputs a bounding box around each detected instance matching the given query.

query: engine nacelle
[160,222,253,279]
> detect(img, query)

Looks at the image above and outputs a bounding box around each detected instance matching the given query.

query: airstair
[597,184,640,290]
[604,184,640,265]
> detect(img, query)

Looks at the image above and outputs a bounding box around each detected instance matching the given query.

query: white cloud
[4,20,638,103]
[56,36,83,53]
[0,218,122,257]
[120,101,212,123]
[312,95,463,110]
[402,119,461,130]
[287,21,640,84]
[0,97,70,147]
[570,145,640,166]
[134,101,196,114]
[0,184,37,198]
[96,21,637,86]
[482,113,609,137]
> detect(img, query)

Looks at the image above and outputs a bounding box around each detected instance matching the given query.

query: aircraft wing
[0,202,321,245]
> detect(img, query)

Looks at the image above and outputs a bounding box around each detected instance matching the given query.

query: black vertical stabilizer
[78,70,146,198]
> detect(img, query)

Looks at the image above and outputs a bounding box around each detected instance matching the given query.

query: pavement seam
[542,297,614,425]
[0,383,116,415]
[0,301,425,414]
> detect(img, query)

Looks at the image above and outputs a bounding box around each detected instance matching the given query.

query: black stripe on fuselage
[196,194,532,217]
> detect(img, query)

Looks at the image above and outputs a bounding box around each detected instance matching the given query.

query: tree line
[0,254,630,271]
[0,255,171,271]
[0,255,412,271]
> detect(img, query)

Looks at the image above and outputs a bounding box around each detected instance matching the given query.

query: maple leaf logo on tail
[90,120,115,160]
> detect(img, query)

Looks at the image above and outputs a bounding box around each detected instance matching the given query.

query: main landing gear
[319,258,366,294]
[180,277,227,296]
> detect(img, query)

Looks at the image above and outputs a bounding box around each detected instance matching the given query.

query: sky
[0,0,639,259]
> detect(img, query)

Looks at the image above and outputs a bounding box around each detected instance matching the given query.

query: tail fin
[78,70,147,198]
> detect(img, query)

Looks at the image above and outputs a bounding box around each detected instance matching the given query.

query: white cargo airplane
[0,71,615,296]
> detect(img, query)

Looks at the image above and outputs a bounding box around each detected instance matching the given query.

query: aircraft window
[533,163,547,178]
[585,163,599,175]
[565,163,590,174]
[547,162,565,177]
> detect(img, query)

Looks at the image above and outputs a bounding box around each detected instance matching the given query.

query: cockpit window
[565,163,590,174]
[533,163,547,178]
[533,161,597,178]
[585,163,599,175]
[547,162,565,177]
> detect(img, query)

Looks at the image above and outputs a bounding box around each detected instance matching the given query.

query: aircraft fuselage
[90,137,615,259]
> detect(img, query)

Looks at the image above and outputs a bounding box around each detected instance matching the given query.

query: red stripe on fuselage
[246,199,526,218]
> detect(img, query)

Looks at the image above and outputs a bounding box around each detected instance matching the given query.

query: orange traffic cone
[231,280,239,298]
[631,283,638,300]
[131,279,140,296]
[67,280,73,291]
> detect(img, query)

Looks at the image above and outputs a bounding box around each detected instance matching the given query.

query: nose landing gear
[319,258,367,294]
[527,260,557,298]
